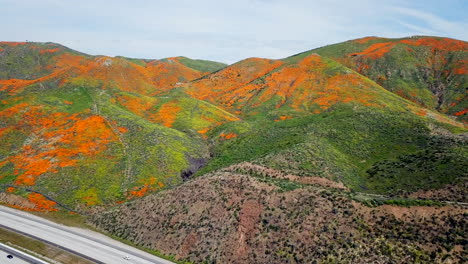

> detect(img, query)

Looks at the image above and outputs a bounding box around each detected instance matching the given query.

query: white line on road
[0,242,49,264]
[0,205,173,264]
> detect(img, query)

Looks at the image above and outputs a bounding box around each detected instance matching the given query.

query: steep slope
[0,42,218,96]
[1,39,467,264]
[185,57,285,111]
[288,36,468,122]
[114,89,240,134]
[91,169,467,263]
[0,79,209,208]
[181,53,467,197]
[0,42,234,209]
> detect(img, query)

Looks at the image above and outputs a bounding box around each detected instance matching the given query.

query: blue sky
[1,0,467,63]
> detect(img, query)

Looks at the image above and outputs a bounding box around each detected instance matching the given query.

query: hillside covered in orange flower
[0,42,225,96]
[0,38,466,216]
[0,42,226,209]
[300,36,468,122]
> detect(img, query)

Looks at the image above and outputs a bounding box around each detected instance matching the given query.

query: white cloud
[392,6,468,38]
[0,0,466,63]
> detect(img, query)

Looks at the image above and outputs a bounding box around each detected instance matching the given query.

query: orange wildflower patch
[453,60,467,75]
[0,42,27,46]
[146,57,205,94]
[274,115,292,122]
[127,177,165,199]
[312,73,380,109]
[186,54,381,114]
[220,132,237,140]
[351,42,398,59]
[39,48,59,54]
[63,100,73,105]
[0,103,29,118]
[400,37,468,52]
[115,93,158,120]
[6,187,16,193]
[187,58,284,106]
[454,109,468,116]
[117,126,128,133]
[197,127,210,134]
[55,55,204,96]
[415,109,427,116]
[349,37,467,61]
[353,37,380,44]
[8,192,58,212]
[27,193,58,211]
[153,102,182,127]
[0,68,70,95]
[2,104,117,186]
[454,68,468,75]
[51,53,88,71]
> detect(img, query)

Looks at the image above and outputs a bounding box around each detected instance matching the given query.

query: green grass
[176,56,227,73]
[1,38,466,209]
[297,36,468,121]
[1,77,210,207]
[115,56,148,67]
[0,42,88,80]
[198,104,467,195]
[351,194,444,208]
[28,209,90,228]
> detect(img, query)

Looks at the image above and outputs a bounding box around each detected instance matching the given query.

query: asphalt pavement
[0,205,173,264]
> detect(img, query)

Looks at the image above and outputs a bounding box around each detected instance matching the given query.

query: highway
[0,205,173,264]
[0,242,48,264]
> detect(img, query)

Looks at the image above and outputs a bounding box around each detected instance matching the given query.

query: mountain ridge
[0,36,467,263]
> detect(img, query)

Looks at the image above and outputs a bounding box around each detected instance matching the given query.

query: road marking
[0,206,173,264]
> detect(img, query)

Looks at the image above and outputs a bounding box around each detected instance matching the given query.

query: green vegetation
[2,37,466,264]
[28,210,89,228]
[199,104,467,195]
[0,38,466,208]
[353,193,445,207]
[294,36,468,121]
[115,56,148,67]
[176,56,227,73]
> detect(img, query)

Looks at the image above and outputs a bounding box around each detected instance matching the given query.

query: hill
[91,169,466,263]
[183,53,467,197]
[0,42,231,208]
[288,36,468,122]
[0,38,467,264]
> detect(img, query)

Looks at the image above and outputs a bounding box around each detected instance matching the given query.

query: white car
[123,255,131,260]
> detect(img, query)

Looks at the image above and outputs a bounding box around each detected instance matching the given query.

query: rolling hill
[292,36,468,122]
[0,42,228,208]
[0,38,467,263]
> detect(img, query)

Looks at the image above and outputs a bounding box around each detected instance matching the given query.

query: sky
[1,0,467,64]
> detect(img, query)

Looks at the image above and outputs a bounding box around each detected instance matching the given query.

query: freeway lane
[0,205,173,264]
[0,242,48,264]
